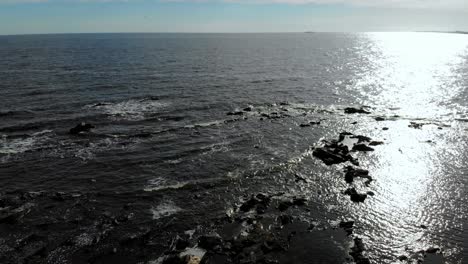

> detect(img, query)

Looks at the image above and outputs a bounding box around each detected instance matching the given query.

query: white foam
[151,202,182,220]
[0,130,53,155]
[89,99,169,121]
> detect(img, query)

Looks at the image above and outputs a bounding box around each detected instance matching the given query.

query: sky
[0,0,467,35]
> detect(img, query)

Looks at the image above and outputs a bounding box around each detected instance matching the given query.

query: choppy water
[0,32,467,264]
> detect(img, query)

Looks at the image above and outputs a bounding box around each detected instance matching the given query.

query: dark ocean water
[1,33,468,264]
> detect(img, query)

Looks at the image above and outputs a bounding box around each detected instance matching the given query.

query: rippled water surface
[0,33,467,264]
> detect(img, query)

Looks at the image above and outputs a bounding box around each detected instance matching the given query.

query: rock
[278,215,293,225]
[349,238,370,264]
[426,247,440,253]
[350,135,372,143]
[69,122,95,134]
[420,224,428,229]
[239,194,271,213]
[352,144,374,152]
[299,123,310,127]
[243,106,254,112]
[408,122,424,129]
[382,127,389,130]
[198,235,222,251]
[351,121,358,125]
[278,200,293,212]
[398,255,408,261]
[227,111,243,116]
[375,117,385,121]
[344,107,370,114]
[366,191,375,196]
[313,141,358,166]
[369,141,384,146]
[344,167,371,184]
[279,102,289,106]
[0,203,34,223]
[344,188,367,203]
[292,197,307,206]
[339,220,354,235]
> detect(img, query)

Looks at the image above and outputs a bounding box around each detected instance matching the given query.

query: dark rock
[408,122,424,129]
[292,197,307,206]
[299,123,311,127]
[349,237,370,264]
[344,188,367,203]
[344,167,371,184]
[398,255,408,261]
[313,141,358,166]
[375,117,385,121]
[278,215,293,225]
[351,121,358,125]
[344,107,371,114]
[243,106,254,112]
[279,102,289,106]
[420,224,428,229]
[352,144,374,152]
[198,235,222,251]
[369,141,384,146]
[175,238,190,250]
[278,200,293,211]
[227,111,244,116]
[350,135,372,143]
[366,191,375,196]
[339,220,354,235]
[426,247,440,253]
[382,127,389,130]
[294,174,307,183]
[69,122,95,134]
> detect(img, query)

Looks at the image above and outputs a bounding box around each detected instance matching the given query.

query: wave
[87,98,170,121]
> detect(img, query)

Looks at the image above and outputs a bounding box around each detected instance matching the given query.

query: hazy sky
[0,0,467,35]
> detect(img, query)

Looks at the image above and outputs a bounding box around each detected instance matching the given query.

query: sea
[0,32,467,264]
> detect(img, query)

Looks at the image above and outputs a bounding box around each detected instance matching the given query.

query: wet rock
[382,127,389,130]
[369,141,384,146]
[420,224,428,229]
[344,107,371,114]
[299,123,311,127]
[350,135,372,143]
[408,122,424,129]
[0,203,34,223]
[339,220,354,235]
[352,144,374,152]
[426,247,440,253]
[294,174,307,183]
[292,197,307,206]
[198,235,222,251]
[227,111,243,116]
[344,167,371,184]
[69,122,95,134]
[366,191,375,196]
[349,237,370,264]
[344,188,367,203]
[278,200,293,212]
[313,141,358,166]
[375,117,385,121]
[278,215,293,225]
[398,255,408,261]
[239,194,271,213]
[243,106,254,112]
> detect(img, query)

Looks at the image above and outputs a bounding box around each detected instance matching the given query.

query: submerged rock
[69,122,95,134]
[349,238,370,264]
[375,117,385,121]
